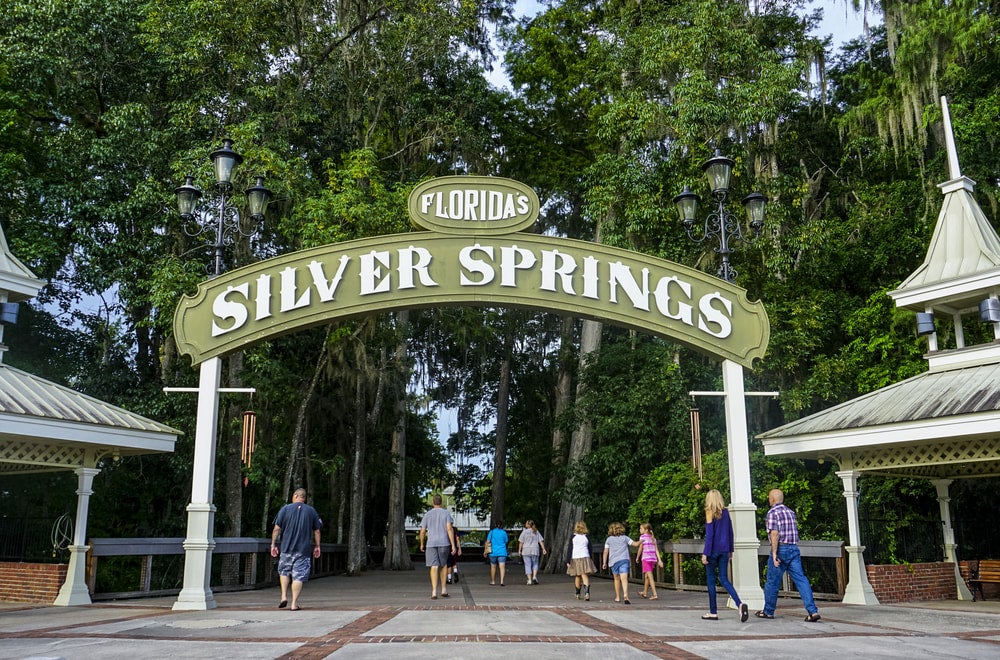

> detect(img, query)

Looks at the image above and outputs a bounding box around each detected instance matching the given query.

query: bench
[968,559,1000,601]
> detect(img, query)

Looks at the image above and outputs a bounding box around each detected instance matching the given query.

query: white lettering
[360,250,391,294]
[459,244,495,285]
[500,245,537,286]
[308,256,351,302]
[608,262,650,311]
[540,249,577,294]
[489,191,503,220]
[280,267,311,311]
[465,190,480,221]
[254,274,271,320]
[503,194,515,219]
[582,256,600,299]
[517,194,529,216]
[449,190,463,220]
[398,246,437,289]
[698,292,733,338]
[212,283,250,336]
[652,276,693,325]
[421,192,434,215]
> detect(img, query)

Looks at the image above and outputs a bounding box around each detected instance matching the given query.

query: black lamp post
[175,139,272,277]
[674,148,766,283]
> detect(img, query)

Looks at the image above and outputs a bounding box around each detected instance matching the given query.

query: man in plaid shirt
[756,489,822,622]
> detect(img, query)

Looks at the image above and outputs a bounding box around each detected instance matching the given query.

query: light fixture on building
[915,312,936,336]
[0,302,18,325]
[674,148,766,282]
[175,139,273,277]
[979,298,1000,323]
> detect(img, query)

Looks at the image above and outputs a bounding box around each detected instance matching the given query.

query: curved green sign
[174,176,769,367]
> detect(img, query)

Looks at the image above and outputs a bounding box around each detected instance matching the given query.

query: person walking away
[565,520,596,600]
[517,519,547,585]
[701,489,748,621]
[446,525,463,584]
[270,488,323,611]
[602,521,640,604]
[486,522,509,585]
[636,522,663,599]
[419,493,457,599]
[757,488,822,622]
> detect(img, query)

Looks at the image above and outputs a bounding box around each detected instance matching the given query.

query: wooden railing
[85,538,348,600]
[661,539,846,599]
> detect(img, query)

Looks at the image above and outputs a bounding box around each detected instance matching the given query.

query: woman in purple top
[701,489,748,622]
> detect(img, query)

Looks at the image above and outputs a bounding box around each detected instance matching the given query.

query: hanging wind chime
[689,404,703,480]
[241,403,257,486]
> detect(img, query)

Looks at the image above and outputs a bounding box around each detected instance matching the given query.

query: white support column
[721,359,764,609]
[173,357,222,610]
[54,466,100,606]
[931,479,974,600]
[836,470,879,604]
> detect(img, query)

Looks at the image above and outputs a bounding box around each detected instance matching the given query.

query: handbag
[484,538,492,555]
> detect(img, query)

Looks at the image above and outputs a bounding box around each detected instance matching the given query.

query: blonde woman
[565,520,596,600]
[701,489,748,622]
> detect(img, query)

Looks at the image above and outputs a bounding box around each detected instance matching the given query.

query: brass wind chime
[241,404,257,483]
[689,405,703,479]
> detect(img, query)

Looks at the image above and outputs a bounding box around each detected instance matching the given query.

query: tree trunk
[542,315,575,567]
[546,318,601,571]
[222,351,245,586]
[489,332,513,529]
[282,329,330,500]
[346,372,368,575]
[383,311,413,570]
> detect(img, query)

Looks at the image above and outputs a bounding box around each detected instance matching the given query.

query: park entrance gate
[170,176,770,610]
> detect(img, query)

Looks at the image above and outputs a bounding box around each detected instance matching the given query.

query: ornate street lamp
[674,148,766,283]
[175,139,272,277]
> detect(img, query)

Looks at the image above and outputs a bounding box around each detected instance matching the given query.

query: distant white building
[405,486,490,533]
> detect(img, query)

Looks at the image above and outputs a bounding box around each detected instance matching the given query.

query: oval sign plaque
[407,175,540,234]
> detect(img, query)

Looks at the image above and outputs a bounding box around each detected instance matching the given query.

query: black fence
[0,516,69,563]
[860,518,998,565]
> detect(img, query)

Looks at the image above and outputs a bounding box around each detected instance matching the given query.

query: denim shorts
[611,559,630,575]
[489,554,507,565]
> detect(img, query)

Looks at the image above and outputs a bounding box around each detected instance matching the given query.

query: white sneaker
[527,578,532,585]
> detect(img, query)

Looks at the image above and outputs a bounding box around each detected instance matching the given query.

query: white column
[836,470,879,604]
[54,466,101,606]
[721,359,764,609]
[931,478,974,600]
[173,357,222,610]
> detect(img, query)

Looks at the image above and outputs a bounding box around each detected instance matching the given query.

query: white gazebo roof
[0,363,180,474]
[762,97,1000,477]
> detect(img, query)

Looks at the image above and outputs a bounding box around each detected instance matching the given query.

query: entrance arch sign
[170,175,770,610]
[174,176,769,366]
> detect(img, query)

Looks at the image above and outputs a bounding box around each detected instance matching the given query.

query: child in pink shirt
[636,522,663,599]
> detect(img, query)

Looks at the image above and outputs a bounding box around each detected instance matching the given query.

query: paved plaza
[2,561,1000,659]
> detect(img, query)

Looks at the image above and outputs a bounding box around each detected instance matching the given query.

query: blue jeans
[763,543,818,615]
[705,552,740,614]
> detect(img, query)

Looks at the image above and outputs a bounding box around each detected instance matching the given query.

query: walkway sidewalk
[2,562,1000,659]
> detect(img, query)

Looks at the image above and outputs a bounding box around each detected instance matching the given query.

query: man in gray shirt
[419,493,457,599]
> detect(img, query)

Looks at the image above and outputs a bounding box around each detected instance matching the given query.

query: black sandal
[805,612,821,622]
[755,610,773,619]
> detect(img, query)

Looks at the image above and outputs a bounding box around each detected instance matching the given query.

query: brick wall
[0,562,68,603]
[866,562,956,604]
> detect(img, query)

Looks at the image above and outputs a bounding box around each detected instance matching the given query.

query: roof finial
[942,96,961,180]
